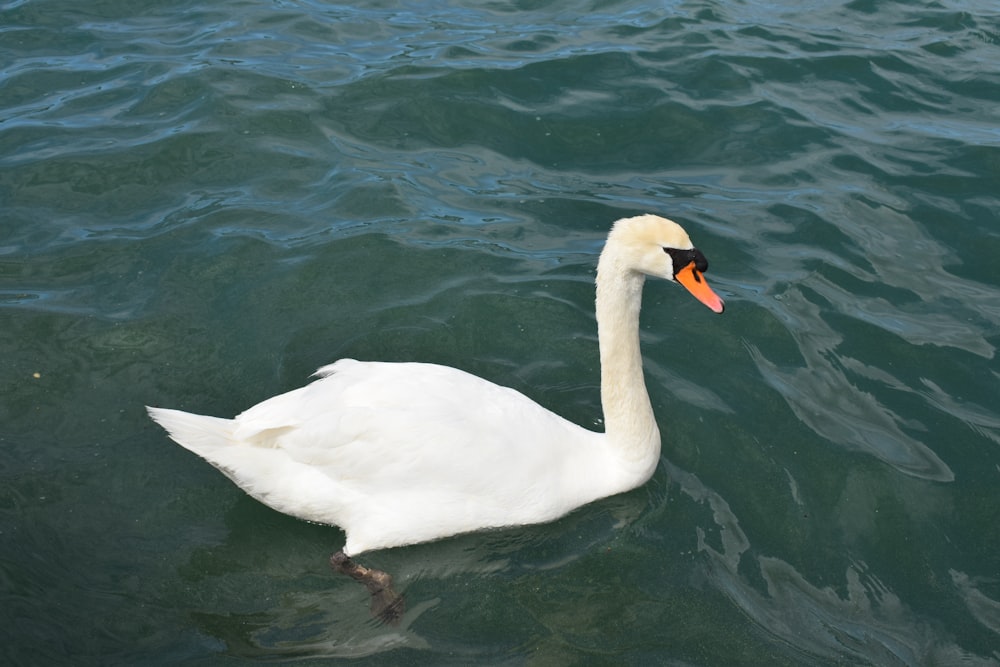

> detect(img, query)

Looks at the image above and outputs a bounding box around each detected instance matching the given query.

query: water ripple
[3,0,1000,663]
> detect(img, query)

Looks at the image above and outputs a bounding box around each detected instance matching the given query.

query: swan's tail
[146,406,235,456]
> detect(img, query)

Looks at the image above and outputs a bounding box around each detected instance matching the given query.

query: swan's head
[606,214,725,313]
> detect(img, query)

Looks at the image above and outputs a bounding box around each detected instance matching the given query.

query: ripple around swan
[3,0,1000,664]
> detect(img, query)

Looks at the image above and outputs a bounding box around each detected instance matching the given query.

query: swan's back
[150,359,626,555]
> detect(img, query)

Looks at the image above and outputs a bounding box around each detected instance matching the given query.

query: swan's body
[150,359,637,555]
[148,215,724,560]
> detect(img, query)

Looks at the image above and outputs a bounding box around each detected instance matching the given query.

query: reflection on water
[671,460,993,665]
[919,379,1000,447]
[740,192,1000,482]
[747,286,953,482]
[951,570,1000,639]
[826,200,999,358]
[191,592,435,660]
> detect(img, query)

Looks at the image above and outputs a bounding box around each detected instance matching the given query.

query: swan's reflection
[180,489,647,660]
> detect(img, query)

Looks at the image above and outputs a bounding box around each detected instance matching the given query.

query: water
[2,0,999,663]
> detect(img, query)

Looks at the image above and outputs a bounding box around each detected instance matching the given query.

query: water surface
[2,0,999,664]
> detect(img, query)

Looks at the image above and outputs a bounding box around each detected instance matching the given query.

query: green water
[2,0,999,664]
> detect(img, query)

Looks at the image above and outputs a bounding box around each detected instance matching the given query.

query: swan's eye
[663,247,709,276]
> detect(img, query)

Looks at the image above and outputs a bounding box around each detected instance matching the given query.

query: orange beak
[675,262,725,313]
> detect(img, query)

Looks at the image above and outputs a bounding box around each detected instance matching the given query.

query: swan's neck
[595,251,661,478]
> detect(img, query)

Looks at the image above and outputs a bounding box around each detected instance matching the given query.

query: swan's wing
[247,359,586,473]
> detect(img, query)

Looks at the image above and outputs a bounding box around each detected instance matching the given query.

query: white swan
[147,214,724,620]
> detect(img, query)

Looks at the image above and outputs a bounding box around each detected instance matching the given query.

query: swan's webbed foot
[330,550,405,625]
